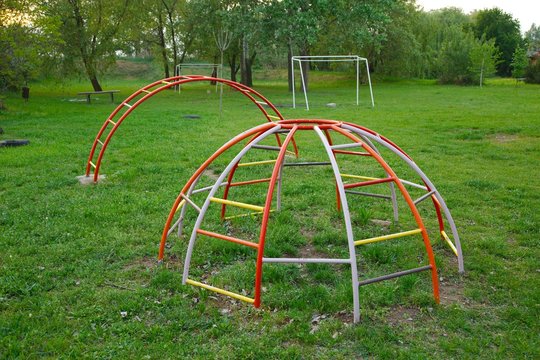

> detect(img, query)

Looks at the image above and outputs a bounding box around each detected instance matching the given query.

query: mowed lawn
[1,75,539,358]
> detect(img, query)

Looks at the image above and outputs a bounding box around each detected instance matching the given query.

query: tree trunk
[300,46,309,93]
[287,41,293,92]
[157,13,169,78]
[228,52,239,82]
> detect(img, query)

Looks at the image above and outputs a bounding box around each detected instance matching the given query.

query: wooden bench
[77,90,120,104]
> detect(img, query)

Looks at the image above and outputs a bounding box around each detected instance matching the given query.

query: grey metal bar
[180,194,201,213]
[191,182,228,194]
[330,143,362,150]
[399,179,428,191]
[345,190,391,200]
[314,126,361,323]
[414,190,437,205]
[252,144,281,151]
[358,265,432,287]
[263,257,351,264]
[283,162,331,167]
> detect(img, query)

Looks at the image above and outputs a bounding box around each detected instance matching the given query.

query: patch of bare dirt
[370,219,392,228]
[439,279,467,306]
[123,256,159,271]
[490,133,519,143]
[203,168,221,181]
[385,305,422,326]
[298,243,328,258]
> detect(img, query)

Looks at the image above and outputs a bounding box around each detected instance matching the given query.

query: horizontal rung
[252,144,281,151]
[333,149,372,156]
[256,100,268,105]
[161,80,172,85]
[341,174,380,181]
[330,143,362,150]
[355,228,422,246]
[238,159,277,167]
[89,161,96,168]
[181,194,201,213]
[197,229,259,249]
[191,182,227,194]
[96,139,104,146]
[345,190,391,200]
[123,103,132,108]
[344,177,395,189]
[358,265,432,286]
[267,115,281,120]
[107,119,117,126]
[441,231,458,256]
[224,209,273,220]
[185,279,255,304]
[399,179,428,191]
[284,162,331,167]
[210,197,264,212]
[174,199,186,213]
[230,178,271,187]
[263,257,351,264]
[142,89,151,94]
[414,190,437,205]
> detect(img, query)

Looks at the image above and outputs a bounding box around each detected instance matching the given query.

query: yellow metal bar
[267,115,281,120]
[340,173,380,181]
[174,199,186,213]
[238,159,277,167]
[161,80,172,85]
[210,197,264,212]
[107,119,117,126]
[441,230,458,256]
[355,228,422,246]
[185,279,255,304]
[224,209,274,220]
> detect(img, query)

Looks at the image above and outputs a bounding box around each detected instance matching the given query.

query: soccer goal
[291,55,374,110]
[175,63,223,92]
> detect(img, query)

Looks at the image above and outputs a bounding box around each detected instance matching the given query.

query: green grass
[1,73,539,358]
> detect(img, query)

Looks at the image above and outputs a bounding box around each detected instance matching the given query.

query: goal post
[291,55,374,110]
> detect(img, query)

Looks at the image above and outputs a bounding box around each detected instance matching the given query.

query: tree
[524,24,540,52]
[41,0,133,91]
[473,8,523,77]
[510,46,528,79]
[469,37,499,86]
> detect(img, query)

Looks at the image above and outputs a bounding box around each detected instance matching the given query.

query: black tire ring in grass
[0,140,30,147]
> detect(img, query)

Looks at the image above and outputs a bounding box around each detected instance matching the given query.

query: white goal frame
[175,63,223,93]
[291,55,374,110]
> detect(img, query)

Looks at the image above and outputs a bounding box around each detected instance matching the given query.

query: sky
[415,0,539,33]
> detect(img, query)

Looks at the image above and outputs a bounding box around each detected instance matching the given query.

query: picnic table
[78,90,120,104]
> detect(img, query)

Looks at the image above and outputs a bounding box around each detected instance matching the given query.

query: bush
[525,62,540,84]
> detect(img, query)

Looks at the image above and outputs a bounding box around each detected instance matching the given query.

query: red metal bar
[159,122,276,261]
[254,126,298,308]
[196,229,259,249]
[343,177,395,189]
[331,125,440,303]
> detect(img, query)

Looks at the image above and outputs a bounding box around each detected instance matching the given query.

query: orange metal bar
[254,126,298,308]
[86,76,289,181]
[197,229,259,249]
[331,125,440,304]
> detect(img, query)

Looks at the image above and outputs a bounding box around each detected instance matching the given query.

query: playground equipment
[82,77,462,322]
[291,55,374,110]
[159,118,463,323]
[82,75,298,184]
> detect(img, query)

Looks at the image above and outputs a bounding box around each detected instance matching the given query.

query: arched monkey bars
[160,119,464,323]
[83,75,298,183]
